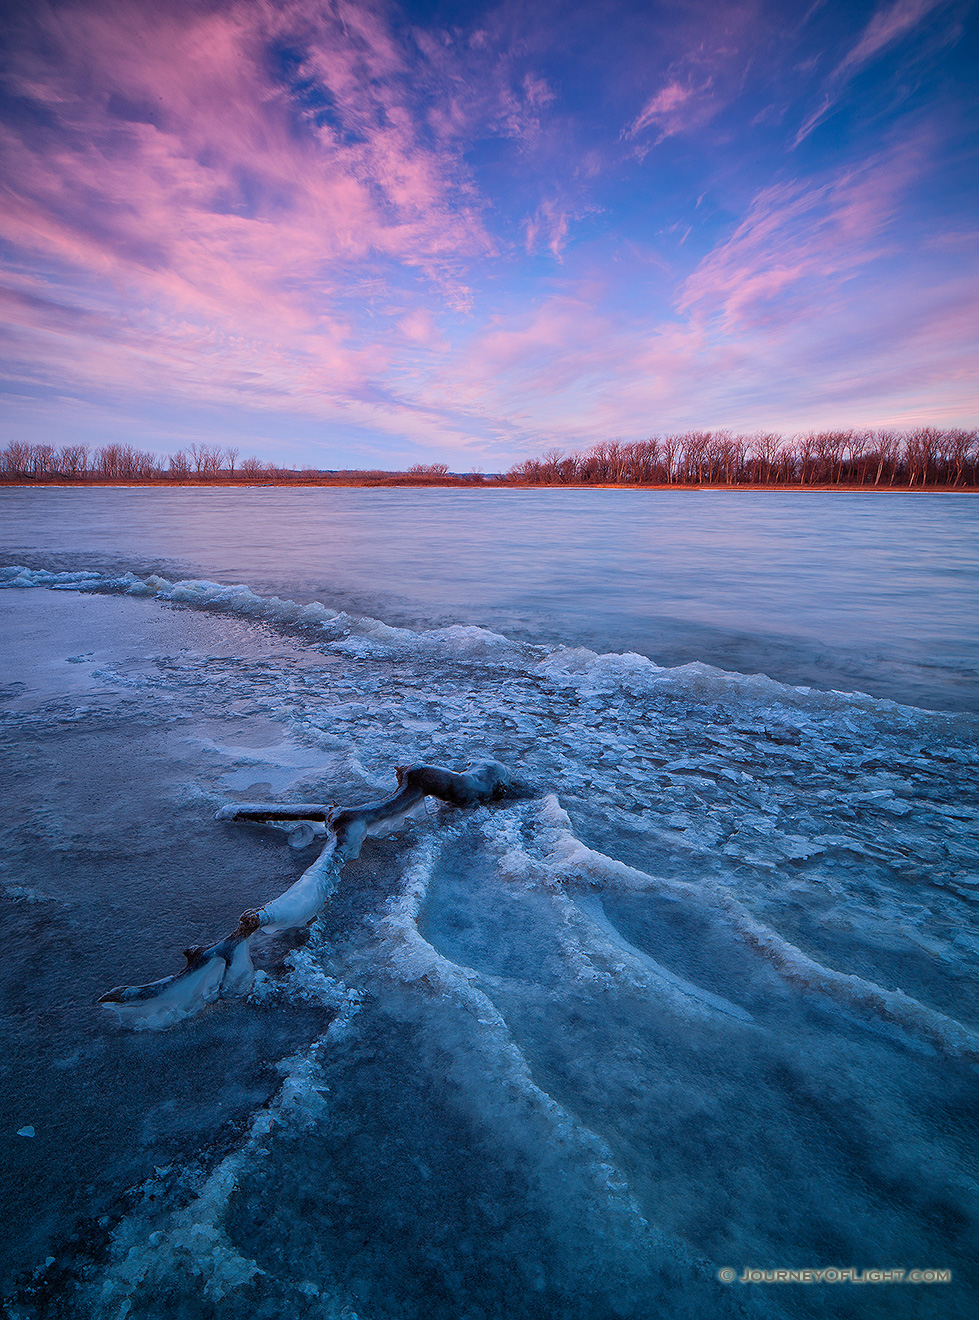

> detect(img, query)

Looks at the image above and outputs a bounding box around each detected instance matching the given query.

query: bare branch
[98,762,523,1030]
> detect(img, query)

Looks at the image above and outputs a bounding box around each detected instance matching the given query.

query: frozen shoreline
[2,528,977,1319]
[3,478,979,490]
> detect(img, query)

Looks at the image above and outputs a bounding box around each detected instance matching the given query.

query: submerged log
[98,762,519,1030]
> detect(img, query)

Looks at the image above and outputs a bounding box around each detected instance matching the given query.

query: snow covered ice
[1,533,978,1319]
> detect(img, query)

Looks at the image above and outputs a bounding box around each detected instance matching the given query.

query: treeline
[0,442,269,480]
[505,428,979,487]
[3,428,978,487]
[0,443,483,484]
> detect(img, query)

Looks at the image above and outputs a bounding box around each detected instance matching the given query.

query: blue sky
[1,0,976,468]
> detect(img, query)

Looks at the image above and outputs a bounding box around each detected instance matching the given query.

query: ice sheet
[2,566,977,1319]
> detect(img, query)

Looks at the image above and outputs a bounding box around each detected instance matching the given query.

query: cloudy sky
[1,0,976,468]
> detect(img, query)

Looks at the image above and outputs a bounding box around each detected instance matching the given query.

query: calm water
[1,488,977,1319]
[1,485,977,708]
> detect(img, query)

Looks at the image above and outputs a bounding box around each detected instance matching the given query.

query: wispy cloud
[0,0,974,465]
[620,0,765,151]
[625,81,705,142]
[524,200,571,258]
[678,143,922,329]
[834,0,949,78]
[439,133,977,449]
[794,0,950,143]
[0,0,505,425]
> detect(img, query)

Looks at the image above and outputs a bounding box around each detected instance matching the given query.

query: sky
[0,0,977,470]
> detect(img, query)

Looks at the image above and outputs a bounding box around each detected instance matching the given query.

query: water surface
[2,485,977,709]
[1,488,977,1319]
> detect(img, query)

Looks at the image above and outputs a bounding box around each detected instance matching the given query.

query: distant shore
[3,426,976,489]
[2,477,977,491]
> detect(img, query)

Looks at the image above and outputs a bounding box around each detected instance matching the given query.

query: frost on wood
[98,762,518,1030]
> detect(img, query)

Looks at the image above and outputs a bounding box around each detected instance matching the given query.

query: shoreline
[2,479,977,492]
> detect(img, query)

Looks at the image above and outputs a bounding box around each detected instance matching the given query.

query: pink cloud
[621,1,766,151]
[626,82,701,141]
[0,0,495,418]
[834,0,949,79]
[524,200,571,258]
[1,0,606,463]
[676,144,923,331]
[429,134,976,455]
[397,308,448,350]
[0,0,975,467]
[446,263,978,453]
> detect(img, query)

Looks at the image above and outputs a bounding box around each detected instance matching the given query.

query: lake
[1,486,978,710]
[1,487,977,1319]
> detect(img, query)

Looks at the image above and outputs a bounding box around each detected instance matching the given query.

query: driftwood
[98,762,519,1030]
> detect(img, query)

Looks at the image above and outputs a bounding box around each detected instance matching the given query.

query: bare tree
[677,432,710,484]
[0,442,32,475]
[904,429,928,487]
[28,444,55,477]
[406,462,450,478]
[95,445,123,477]
[93,444,157,478]
[535,448,562,482]
[628,438,661,484]
[716,434,746,485]
[506,458,541,482]
[56,444,88,476]
[188,443,223,476]
[496,428,979,490]
[947,429,978,487]
[660,434,681,484]
[748,433,780,485]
